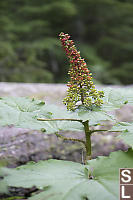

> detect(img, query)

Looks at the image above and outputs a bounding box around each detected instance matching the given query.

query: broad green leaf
[43,104,116,126]
[0,177,8,194]
[113,88,133,105]
[0,97,116,133]
[0,97,58,133]
[1,150,133,200]
[0,97,83,133]
[101,88,128,111]
[111,122,133,132]
[1,90,131,133]
[44,104,116,126]
[39,104,83,131]
[118,131,133,148]
[76,106,115,125]
[0,162,8,194]
[112,122,133,148]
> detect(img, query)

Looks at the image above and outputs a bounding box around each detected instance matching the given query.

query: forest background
[0,0,133,85]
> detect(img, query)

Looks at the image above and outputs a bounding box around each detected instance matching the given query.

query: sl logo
[120,169,133,200]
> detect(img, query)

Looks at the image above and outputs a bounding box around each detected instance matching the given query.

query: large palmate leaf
[42,104,116,126]
[1,149,133,200]
[112,122,133,148]
[76,106,115,125]
[0,87,131,132]
[74,87,132,125]
[100,88,129,111]
[0,96,116,133]
[38,104,83,131]
[0,162,8,194]
[113,87,133,105]
[43,104,116,126]
[0,97,83,133]
[0,97,57,133]
[111,122,133,132]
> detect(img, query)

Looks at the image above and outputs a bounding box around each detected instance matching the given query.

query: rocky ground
[0,82,133,167]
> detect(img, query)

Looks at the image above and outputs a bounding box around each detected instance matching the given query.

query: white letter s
[121,170,131,183]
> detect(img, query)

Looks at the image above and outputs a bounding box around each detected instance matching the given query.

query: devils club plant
[37,32,105,162]
[56,32,104,161]
[0,33,133,200]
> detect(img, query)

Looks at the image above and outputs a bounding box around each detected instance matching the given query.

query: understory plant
[0,33,133,200]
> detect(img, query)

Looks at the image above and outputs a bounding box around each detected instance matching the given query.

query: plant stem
[90,129,122,133]
[90,129,107,133]
[80,84,84,105]
[37,118,82,123]
[55,133,85,145]
[82,120,92,163]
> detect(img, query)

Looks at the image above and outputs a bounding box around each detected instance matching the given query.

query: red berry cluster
[59,32,104,110]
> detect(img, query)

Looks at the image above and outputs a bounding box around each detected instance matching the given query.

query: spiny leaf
[0,97,57,133]
[0,161,9,194]
[101,88,129,111]
[118,131,133,148]
[0,97,116,133]
[0,97,83,133]
[113,88,133,105]
[0,89,131,132]
[76,106,115,124]
[111,122,133,132]
[112,122,133,148]
[1,150,133,200]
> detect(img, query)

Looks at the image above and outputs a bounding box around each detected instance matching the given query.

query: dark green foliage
[0,0,133,84]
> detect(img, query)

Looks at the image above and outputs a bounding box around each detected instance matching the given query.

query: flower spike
[59,32,104,111]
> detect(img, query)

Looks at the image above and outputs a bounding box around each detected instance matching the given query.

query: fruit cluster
[59,32,104,110]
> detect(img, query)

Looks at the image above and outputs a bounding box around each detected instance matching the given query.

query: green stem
[37,117,85,149]
[90,129,122,134]
[55,133,85,145]
[37,118,82,123]
[90,129,107,133]
[82,120,92,163]
[80,84,84,105]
